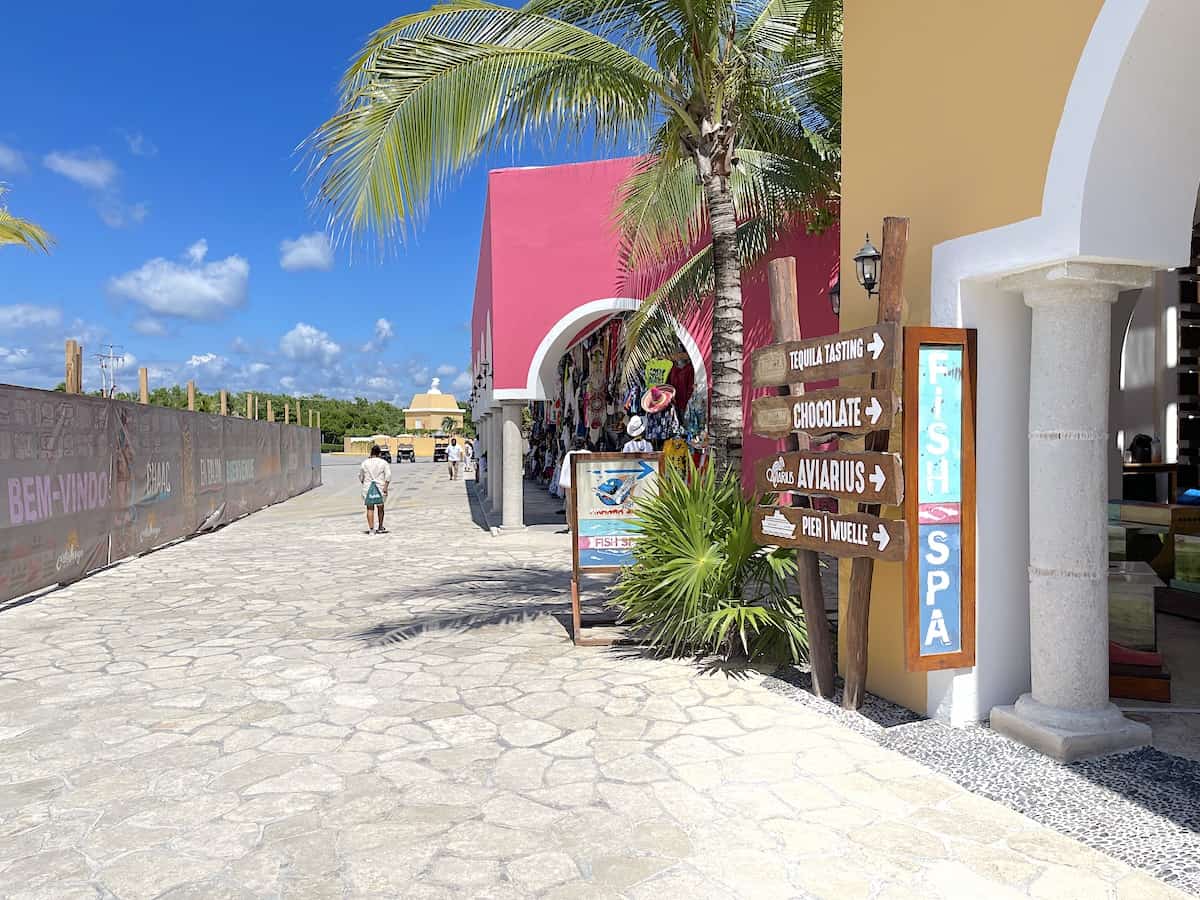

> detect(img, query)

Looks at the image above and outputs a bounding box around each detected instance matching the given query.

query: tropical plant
[0,185,53,252]
[441,415,457,433]
[303,0,841,475]
[610,459,807,663]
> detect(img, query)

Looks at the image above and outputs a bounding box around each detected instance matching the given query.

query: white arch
[932,0,1200,324]
[492,297,707,403]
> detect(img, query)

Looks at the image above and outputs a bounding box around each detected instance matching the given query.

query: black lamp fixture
[854,234,882,296]
[829,275,841,316]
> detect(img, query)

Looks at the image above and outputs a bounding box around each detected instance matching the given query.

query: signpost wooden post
[752,219,909,711]
[843,216,909,711]
[766,258,834,699]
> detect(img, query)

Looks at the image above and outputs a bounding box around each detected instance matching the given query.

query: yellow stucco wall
[838,0,1104,712]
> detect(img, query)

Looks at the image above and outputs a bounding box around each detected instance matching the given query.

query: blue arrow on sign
[602,461,656,480]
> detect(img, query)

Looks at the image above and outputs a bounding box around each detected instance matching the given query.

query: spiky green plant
[304,0,840,476]
[610,458,807,663]
[0,185,53,253]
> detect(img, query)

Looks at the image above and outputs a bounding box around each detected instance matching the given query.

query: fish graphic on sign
[595,475,637,507]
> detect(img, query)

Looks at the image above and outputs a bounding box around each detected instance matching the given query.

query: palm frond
[0,186,53,253]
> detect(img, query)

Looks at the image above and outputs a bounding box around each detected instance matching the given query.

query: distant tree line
[52,382,475,444]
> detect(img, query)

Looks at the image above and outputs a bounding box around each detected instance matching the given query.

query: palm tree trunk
[702,173,743,475]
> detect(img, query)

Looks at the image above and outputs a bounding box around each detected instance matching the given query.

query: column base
[990,694,1151,763]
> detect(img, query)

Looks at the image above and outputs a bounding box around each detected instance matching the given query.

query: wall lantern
[854,234,882,296]
[829,275,841,316]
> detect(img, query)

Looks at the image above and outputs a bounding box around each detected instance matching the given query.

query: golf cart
[433,434,450,463]
[396,439,415,463]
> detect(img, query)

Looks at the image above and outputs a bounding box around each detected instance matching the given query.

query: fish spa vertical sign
[903,328,977,672]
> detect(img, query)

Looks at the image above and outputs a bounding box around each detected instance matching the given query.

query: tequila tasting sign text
[751,322,900,385]
[903,328,977,672]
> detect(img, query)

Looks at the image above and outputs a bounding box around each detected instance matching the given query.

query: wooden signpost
[751,322,901,386]
[752,217,910,711]
[751,389,899,438]
[753,450,903,506]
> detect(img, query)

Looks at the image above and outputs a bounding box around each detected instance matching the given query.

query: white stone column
[991,262,1153,762]
[501,402,525,530]
[488,408,502,516]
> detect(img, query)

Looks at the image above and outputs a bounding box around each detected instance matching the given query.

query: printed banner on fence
[0,383,322,605]
[0,390,114,600]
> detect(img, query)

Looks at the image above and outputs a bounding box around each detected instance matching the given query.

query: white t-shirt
[558,449,590,489]
[447,444,464,462]
[623,439,654,453]
[359,457,391,498]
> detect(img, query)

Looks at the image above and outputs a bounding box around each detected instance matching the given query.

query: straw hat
[641,384,676,414]
[626,415,646,438]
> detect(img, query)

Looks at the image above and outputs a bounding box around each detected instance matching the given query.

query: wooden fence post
[309,410,314,428]
[842,217,909,710]
[138,368,149,404]
[220,390,228,416]
[187,381,196,411]
[266,399,274,422]
[246,393,254,419]
[284,402,291,425]
[65,340,80,394]
[296,399,302,425]
[767,257,836,700]
[317,411,321,430]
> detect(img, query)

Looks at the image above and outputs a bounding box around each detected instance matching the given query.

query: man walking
[358,444,391,534]
[447,437,463,480]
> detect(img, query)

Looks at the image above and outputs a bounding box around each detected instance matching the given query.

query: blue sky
[1,1,584,404]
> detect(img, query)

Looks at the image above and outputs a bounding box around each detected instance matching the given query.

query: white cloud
[185,239,208,264]
[121,131,157,157]
[0,304,62,331]
[108,242,249,320]
[185,352,228,377]
[452,371,473,392]
[436,363,458,377]
[132,317,167,336]
[279,232,334,272]
[98,200,149,229]
[230,336,250,354]
[0,346,33,367]
[279,375,297,391]
[279,323,341,365]
[43,150,118,190]
[0,143,27,174]
[361,318,394,353]
[247,362,269,375]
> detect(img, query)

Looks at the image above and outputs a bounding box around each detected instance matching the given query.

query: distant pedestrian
[447,437,463,480]
[558,436,591,533]
[359,445,391,534]
[622,416,654,453]
[463,438,474,473]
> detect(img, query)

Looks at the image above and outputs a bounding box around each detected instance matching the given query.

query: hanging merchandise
[644,358,673,387]
[641,384,676,415]
[667,358,694,415]
[662,435,690,472]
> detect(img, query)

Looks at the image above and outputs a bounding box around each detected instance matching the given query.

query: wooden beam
[843,216,909,711]
[284,402,291,425]
[187,381,196,412]
[266,399,274,422]
[138,368,149,404]
[295,399,302,425]
[767,257,835,699]
[76,344,83,393]
[64,340,80,394]
[309,409,314,428]
[316,411,321,430]
[220,390,228,416]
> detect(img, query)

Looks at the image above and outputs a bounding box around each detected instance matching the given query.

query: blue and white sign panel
[906,330,975,671]
[572,454,661,571]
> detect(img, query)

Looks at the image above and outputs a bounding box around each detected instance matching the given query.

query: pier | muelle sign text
[751,388,898,438]
[752,505,908,562]
[753,450,903,505]
[751,322,901,386]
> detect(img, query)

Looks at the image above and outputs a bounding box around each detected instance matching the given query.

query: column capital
[998,261,1155,308]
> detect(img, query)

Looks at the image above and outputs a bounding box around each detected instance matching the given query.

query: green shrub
[609,460,808,664]
[321,443,343,453]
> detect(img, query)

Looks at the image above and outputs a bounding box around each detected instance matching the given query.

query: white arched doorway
[927,0,1200,758]
[492,296,708,404]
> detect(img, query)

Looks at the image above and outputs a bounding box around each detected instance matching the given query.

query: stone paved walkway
[0,460,1189,899]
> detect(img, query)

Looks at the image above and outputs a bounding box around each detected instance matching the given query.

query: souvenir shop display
[525,314,709,501]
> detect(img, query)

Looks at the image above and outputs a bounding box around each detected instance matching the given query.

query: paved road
[0,463,1185,899]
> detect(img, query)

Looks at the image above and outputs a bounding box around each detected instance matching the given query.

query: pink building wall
[470,157,840,486]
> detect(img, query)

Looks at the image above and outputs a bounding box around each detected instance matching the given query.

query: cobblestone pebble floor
[768,667,1200,895]
[0,461,1191,899]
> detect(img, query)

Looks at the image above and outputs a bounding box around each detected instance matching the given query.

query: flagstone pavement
[0,459,1189,899]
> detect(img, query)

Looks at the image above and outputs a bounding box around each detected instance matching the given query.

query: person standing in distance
[359,444,391,534]
[447,437,463,480]
[622,416,654,453]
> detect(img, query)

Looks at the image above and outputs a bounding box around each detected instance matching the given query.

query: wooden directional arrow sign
[753,506,908,562]
[751,388,898,438]
[751,322,901,388]
[754,451,904,505]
